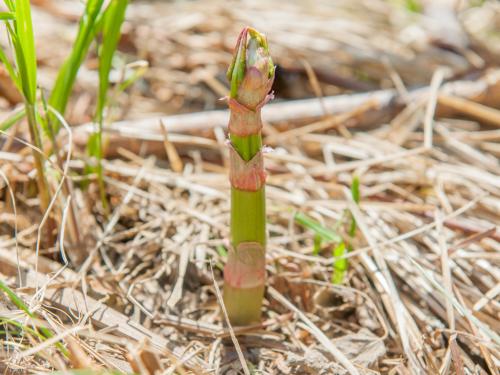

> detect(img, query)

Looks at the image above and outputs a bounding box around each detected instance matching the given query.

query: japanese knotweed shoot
[223,27,274,325]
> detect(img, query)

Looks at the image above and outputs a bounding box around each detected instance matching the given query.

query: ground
[0,0,499,374]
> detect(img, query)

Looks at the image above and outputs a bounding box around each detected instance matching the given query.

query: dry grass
[1,0,499,374]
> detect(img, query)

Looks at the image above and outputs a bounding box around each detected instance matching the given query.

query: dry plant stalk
[223,27,274,325]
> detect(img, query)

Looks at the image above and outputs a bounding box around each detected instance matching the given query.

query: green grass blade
[38,89,55,137]
[295,212,348,282]
[3,0,15,11]
[351,175,360,204]
[91,0,128,213]
[95,0,128,122]
[0,317,45,339]
[0,280,34,318]
[294,212,342,243]
[349,175,360,237]
[0,281,69,356]
[14,0,37,104]
[7,27,31,100]
[0,11,14,20]
[0,107,26,131]
[49,0,105,125]
[0,46,21,92]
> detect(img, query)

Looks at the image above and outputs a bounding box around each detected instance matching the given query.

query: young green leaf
[332,242,348,285]
[0,46,21,92]
[0,107,26,131]
[295,212,342,243]
[216,245,228,258]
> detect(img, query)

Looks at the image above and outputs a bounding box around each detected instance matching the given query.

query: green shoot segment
[223,27,274,326]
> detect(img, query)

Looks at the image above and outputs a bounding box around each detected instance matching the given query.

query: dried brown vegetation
[0,0,499,374]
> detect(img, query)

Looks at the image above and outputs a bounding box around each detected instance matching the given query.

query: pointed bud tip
[227,27,275,100]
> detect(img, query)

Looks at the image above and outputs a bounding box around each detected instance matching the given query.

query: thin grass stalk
[223,27,275,325]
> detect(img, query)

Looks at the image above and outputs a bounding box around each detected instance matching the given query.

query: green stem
[96,119,108,214]
[230,133,261,162]
[223,27,273,326]
[225,132,266,325]
[229,132,266,246]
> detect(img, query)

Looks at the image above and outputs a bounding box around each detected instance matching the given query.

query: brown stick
[73,70,500,143]
[438,94,500,127]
